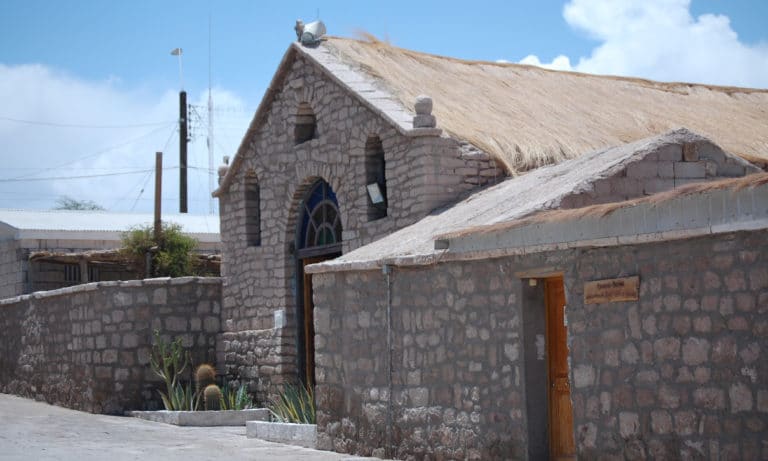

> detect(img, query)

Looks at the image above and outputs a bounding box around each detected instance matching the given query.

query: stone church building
[214,35,768,459]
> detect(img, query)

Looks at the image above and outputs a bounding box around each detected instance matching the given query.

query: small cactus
[204,384,222,411]
[195,364,216,394]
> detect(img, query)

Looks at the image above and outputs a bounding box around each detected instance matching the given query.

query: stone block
[729,382,753,413]
[619,412,639,438]
[653,337,680,360]
[165,316,188,332]
[573,364,595,388]
[651,410,672,434]
[643,178,675,195]
[674,162,706,179]
[717,162,746,177]
[247,421,317,448]
[758,390,768,413]
[682,143,699,162]
[122,333,139,348]
[626,161,659,179]
[693,388,725,409]
[682,337,709,365]
[656,144,682,162]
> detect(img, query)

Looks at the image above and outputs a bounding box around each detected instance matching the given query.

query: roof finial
[413,95,436,128]
[294,20,304,41]
[217,156,230,184]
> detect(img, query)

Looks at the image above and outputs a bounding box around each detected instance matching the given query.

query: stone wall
[0,239,22,299]
[0,277,221,414]
[217,50,502,398]
[567,231,767,460]
[558,139,760,209]
[312,230,767,460]
[313,261,535,459]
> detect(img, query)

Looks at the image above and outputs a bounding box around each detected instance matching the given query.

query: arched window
[294,102,317,145]
[298,179,341,250]
[245,175,260,247]
[365,136,387,221]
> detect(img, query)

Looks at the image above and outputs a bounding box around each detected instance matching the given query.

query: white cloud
[0,64,251,214]
[518,0,768,88]
[519,54,574,71]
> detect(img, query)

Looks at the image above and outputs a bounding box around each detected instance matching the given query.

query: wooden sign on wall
[584,276,639,304]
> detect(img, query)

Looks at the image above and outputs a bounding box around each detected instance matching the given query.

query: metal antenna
[207,9,215,215]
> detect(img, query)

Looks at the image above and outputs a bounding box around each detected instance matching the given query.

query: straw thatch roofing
[306,129,754,273]
[214,36,768,195]
[323,36,768,172]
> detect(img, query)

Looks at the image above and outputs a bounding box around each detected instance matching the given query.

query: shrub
[121,222,198,277]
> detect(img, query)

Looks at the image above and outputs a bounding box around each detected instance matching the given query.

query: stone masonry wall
[559,139,760,209]
[0,277,221,414]
[312,230,767,460]
[567,231,767,460]
[218,50,504,400]
[313,261,536,460]
[0,239,22,299]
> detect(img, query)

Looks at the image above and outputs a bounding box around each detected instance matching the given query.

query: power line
[0,166,180,183]
[130,171,154,211]
[8,123,175,180]
[0,115,175,129]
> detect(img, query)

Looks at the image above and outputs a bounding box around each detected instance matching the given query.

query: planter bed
[246,420,317,448]
[130,408,269,426]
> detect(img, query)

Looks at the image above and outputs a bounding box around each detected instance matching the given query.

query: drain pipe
[383,263,393,458]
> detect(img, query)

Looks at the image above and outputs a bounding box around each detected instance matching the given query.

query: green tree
[121,222,198,277]
[54,195,105,211]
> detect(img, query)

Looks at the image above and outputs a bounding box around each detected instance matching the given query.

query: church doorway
[295,179,342,387]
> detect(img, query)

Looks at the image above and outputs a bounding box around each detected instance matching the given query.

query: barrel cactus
[203,384,222,411]
[195,364,216,394]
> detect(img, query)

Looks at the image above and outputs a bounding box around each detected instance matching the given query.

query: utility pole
[171,47,188,214]
[179,90,188,213]
[154,152,163,242]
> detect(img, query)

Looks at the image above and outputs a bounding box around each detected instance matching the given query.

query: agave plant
[268,384,315,424]
[167,381,200,411]
[221,382,254,411]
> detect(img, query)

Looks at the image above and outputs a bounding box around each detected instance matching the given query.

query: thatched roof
[323,36,768,172]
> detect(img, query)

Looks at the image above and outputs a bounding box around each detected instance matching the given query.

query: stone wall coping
[0,276,222,306]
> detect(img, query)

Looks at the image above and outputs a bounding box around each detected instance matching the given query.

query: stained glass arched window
[298,179,342,250]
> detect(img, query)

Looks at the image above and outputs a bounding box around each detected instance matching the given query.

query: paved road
[0,394,355,461]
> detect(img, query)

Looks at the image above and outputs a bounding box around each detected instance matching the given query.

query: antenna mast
[207,11,215,215]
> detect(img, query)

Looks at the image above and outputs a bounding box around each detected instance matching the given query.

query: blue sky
[1,0,767,214]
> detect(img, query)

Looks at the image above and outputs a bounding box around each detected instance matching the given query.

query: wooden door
[301,256,325,388]
[545,277,575,460]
